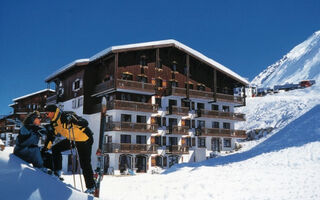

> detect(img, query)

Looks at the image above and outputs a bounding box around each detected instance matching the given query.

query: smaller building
[0,89,55,146]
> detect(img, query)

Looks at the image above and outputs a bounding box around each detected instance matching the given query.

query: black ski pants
[52,135,95,189]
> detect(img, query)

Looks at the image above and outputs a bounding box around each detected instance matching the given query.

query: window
[169,80,178,87]
[185,83,194,90]
[72,97,84,109]
[137,115,147,123]
[155,117,162,127]
[197,103,205,110]
[137,75,148,83]
[168,99,177,107]
[121,114,131,122]
[212,121,219,128]
[222,106,230,112]
[197,84,205,91]
[185,137,192,147]
[107,136,112,143]
[223,138,231,147]
[121,135,131,143]
[155,98,162,108]
[212,104,219,111]
[223,122,231,129]
[155,136,162,146]
[198,137,206,148]
[168,137,178,145]
[121,72,133,80]
[168,155,179,167]
[197,120,205,128]
[72,79,82,91]
[140,55,147,66]
[156,79,163,88]
[169,118,178,127]
[136,135,147,144]
[171,61,177,71]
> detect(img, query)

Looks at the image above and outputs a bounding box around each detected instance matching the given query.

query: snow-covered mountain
[251,30,320,88]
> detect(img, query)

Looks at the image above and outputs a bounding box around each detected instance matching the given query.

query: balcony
[106,122,158,133]
[197,109,246,121]
[166,106,189,116]
[93,79,154,97]
[166,126,189,135]
[117,79,154,94]
[165,145,189,154]
[103,143,158,154]
[196,128,247,138]
[166,87,244,104]
[107,100,158,113]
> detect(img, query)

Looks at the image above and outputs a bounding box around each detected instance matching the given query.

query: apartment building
[45,40,249,174]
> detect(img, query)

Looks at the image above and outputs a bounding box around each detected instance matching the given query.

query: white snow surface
[251,30,320,87]
[1,85,320,200]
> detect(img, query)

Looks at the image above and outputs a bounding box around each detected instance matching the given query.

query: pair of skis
[94,96,107,197]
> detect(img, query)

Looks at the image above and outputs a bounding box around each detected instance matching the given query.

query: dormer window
[72,78,82,92]
[197,83,205,91]
[121,72,133,80]
[137,75,148,83]
[169,80,178,88]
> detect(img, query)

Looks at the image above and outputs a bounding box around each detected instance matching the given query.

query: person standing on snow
[13,111,50,173]
[44,104,96,194]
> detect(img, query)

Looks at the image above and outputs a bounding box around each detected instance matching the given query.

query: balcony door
[135,155,147,173]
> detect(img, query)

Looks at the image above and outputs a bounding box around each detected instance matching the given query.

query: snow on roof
[12,89,55,102]
[46,40,249,85]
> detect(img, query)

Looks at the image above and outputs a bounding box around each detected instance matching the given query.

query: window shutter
[151,136,155,144]
[151,117,156,124]
[151,156,156,167]
[181,138,186,145]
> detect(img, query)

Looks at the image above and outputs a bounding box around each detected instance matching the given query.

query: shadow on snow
[163,104,320,174]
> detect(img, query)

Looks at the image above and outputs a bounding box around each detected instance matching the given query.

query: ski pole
[68,127,76,189]
[71,126,84,192]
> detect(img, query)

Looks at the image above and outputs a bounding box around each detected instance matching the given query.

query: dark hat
[24,111,41,125]
[44,104,58,112]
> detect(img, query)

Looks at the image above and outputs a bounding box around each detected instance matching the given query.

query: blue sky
[0,0,319,115]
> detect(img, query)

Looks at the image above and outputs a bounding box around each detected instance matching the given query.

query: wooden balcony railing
[165,145,189,154]
[166,126,189,135]
[106,122,158,133]
[197,109,246,121]
[166,106,189,116]
[93,80,115,96]
[117,79,154,93]
[93,79,154,96]
[166,87,244,104]
[102,143,158,154]
[107,100,158,113]
[196,127,247,138]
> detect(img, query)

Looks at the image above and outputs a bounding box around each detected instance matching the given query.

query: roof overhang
[45,40,249,86]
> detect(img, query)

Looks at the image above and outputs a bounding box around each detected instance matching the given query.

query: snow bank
[0,147,97,200]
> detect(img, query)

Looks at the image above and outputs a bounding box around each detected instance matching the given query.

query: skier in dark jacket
[44,104,95,194]
[13,111,50,173]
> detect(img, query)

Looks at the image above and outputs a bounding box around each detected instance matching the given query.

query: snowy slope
[252,30,320,87]
[0,147,98,200]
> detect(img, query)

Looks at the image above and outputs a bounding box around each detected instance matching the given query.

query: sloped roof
[12,89,55,102]
[45,40,249,85]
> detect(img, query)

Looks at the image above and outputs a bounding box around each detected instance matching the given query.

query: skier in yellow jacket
[44,104,95,194]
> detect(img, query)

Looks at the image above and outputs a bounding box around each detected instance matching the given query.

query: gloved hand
[61,113,78,128]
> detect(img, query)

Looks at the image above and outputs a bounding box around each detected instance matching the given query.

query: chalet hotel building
[45,40,249,174]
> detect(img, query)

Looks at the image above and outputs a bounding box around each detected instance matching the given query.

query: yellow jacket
[46,108,89,149]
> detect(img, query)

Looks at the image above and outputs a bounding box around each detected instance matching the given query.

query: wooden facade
[45,40,249,173]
